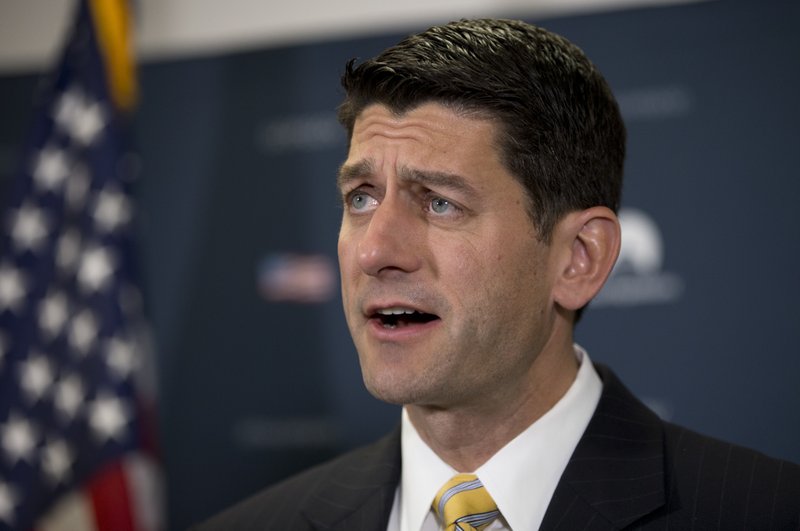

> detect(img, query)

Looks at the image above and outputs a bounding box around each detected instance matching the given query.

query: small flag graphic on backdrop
[0,1,162,530]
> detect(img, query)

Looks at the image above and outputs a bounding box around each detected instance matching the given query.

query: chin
[362,372,430,406]
[363,377,409,405]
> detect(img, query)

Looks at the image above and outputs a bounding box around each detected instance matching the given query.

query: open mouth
[372,307,439,329]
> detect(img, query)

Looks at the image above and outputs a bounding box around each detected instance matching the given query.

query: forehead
[346,103,503,173]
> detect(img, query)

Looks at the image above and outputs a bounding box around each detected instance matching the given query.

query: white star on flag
[41,438,74,484]
[67,309,98,355]
[0,481,19,525]
[72,101,106,146]
[53,375,84,421]
[53,87,107,146]
[87,393,129,443]
[31,145,71,192]
[18,353,55,404]
[0,264,27,313]
[93,186,131,233]
[1,414,38,465]
[77,245,115,292]
[106,335,138,380]
[53,87,84,131]
[9,202,50,253]
[38,290,70,340]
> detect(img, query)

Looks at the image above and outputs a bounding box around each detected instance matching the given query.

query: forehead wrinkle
[355,106,448,144]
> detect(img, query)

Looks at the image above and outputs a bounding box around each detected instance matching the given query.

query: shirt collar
[398,344,602,531]
[399,407,456,531]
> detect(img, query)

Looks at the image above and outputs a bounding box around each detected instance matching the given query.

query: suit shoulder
[662,420,800,480]
[659,421,800,528]
[190,429,401,531]
[191,456,346,531]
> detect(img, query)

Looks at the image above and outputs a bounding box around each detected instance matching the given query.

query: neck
[405,332,579,472]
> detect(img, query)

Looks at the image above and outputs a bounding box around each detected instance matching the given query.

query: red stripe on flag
[87,461,136,531]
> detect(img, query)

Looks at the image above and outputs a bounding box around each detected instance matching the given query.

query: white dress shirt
[385,345,602,531]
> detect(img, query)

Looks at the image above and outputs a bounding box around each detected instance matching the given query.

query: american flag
[0,1,161,530]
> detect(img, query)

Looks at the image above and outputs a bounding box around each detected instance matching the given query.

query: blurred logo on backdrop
[257,253,336,303]
[616,85,693,122]
[255,113,341,153]
[594,207,684,307]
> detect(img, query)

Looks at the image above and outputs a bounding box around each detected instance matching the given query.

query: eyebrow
[337,159,478,200]
[337,159,374,192]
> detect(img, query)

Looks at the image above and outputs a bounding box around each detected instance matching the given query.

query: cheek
[446,240,484,283]
[337,238,347,273]
[452,230,517,278]
[337,235,355,304]
[471,236,548,313]
[337,229,356,276]
[444,239,503,313]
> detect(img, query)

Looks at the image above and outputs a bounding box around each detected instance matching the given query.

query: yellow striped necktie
[432,474,500,531]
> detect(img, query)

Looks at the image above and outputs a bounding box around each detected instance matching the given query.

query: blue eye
[430,197,451,214]
[349,192,375,211]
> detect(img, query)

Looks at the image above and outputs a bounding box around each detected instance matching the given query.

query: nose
[356,194,422,277]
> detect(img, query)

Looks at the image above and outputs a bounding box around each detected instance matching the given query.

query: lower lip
[366,317,442,341]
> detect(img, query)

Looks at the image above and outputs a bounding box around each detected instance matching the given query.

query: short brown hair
[338,18,626,242]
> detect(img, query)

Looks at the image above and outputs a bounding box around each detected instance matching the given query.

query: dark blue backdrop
[0,1,796,529]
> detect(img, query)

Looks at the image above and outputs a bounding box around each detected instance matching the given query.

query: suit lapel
[300,426,402,530]
[541,365,666,530]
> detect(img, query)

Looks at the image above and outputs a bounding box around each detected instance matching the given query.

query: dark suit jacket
[192,365,800,530]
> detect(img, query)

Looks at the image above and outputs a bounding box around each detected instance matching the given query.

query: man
[195,19,799,530]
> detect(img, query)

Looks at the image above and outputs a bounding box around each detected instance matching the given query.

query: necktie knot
[432,473,500,531]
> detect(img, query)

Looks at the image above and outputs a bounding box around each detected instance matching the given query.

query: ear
[551,206,621,311]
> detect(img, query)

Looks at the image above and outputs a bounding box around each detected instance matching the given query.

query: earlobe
[552,207,621,311]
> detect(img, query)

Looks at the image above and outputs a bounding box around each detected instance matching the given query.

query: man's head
[336,19,623,411]
[338,18,626,242]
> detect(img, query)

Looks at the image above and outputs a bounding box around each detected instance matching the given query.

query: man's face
[337,103,562,410]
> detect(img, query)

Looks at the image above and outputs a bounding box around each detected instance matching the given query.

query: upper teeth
[377,307,417,315]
